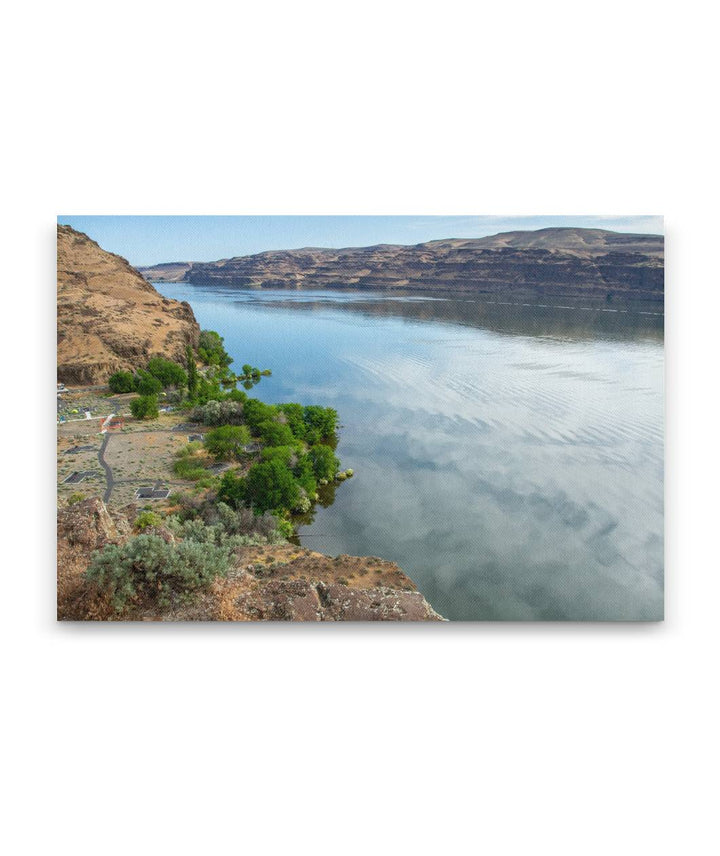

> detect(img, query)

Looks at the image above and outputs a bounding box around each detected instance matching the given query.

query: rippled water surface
[156,285,664,620]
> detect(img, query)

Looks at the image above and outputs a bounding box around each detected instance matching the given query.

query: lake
[155,284,664,621]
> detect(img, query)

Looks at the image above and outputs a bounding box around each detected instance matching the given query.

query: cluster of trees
[214,402,340,515]
[109,357,187,396]
[109,355,190,420]
[197,330,232,367]
[108,331,255,418]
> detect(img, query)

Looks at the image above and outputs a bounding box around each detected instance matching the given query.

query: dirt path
[98,434,114,502]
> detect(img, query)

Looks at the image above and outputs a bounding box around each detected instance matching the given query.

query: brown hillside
[57,225,200,385]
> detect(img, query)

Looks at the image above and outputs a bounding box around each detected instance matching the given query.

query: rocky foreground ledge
[57,499,444,622]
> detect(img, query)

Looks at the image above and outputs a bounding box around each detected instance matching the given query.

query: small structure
[135,486,171,500]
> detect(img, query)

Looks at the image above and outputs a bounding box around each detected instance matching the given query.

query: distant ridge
[138,227,664,300]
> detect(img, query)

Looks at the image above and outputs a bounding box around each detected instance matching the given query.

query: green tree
[198,330,232,367]
[308,444,340,480]
[303,405,338,441]
[244,458,300,514]
[257,419,295,448]
[278,403,306,440]
[293,453,318,497]
[242,398,278,434]
[134,370,163,395]
[204,424,252,460]
[146,356,187,389]
[108,370,136,394]
[217,471,247,509]
[130,394,159,420]
[186,345,198,399]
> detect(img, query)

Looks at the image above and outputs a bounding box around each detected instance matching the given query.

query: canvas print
[56,216,664,621]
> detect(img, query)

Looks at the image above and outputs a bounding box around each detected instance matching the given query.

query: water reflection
[227,289,664,343]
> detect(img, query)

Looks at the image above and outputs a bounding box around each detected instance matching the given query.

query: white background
[2,1,718,854]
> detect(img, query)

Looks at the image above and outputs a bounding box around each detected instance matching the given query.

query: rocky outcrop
[57,225,200,385]
[56,497,134,620]
[209,546,444,621]
[139,227,664,300]
[57,499,444,621]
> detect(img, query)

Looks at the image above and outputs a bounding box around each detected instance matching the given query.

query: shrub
[292,490,312,513]
[166,498,289,543]
[174,441,206,478]
[108,370,136,394]
[204,424,252,459]
[67,492,86,505]
[179,441,204,456]
[130,394,159,420]
[173,457,207,480]
[146,356,188,389]
[192,400,244,426]
[85,534,231,613]
[134,511,161,530]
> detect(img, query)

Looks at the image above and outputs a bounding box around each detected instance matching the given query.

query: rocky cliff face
[57,499,444,621]
[57,225,200,385]
[139,227,664,300]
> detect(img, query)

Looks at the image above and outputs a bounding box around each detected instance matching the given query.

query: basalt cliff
[139,227,664,300]
[58,225,200,385]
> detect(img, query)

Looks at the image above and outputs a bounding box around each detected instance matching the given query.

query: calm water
[156,284,664,621]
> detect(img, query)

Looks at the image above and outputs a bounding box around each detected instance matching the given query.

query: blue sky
[57,215,663,267]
